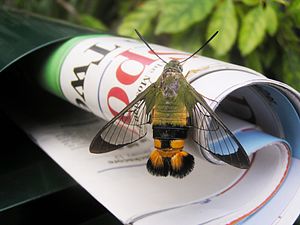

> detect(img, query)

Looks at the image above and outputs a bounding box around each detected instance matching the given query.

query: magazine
[1,9,300,224]
[4,92,291,224]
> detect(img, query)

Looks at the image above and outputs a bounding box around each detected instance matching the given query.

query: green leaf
[282,50,300,91]
[261,43,276,67]
[118,1,137,18]
[79,14,107,30]
[155,0,218,34]
[118,0,158,37]
[244,50,263,72]
[207,0,238,56]
[210,49,230,62]
[242,0,260,6]
[277,19,299,49]
[273,0,289,5]
[265,4,278,36]
[288,0,300,28]
[170,27,202,52]
[238,6,266,56]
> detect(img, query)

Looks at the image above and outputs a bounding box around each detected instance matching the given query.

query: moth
[90,30,250,178]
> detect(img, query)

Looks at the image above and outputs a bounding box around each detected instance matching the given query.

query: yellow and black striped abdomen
[147,105,194,178]
[151,104,189,141]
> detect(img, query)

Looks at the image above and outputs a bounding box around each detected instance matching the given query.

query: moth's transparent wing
[184,81,250,169]
[90,83,157,153]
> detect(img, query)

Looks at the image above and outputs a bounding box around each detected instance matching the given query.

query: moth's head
[163,59,183,73]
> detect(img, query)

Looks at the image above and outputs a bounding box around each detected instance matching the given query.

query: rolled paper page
[40,34,300,158]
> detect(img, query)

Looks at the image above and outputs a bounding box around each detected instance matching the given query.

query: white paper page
[134,142,290,225]
[275,183,300,225]
[241,158,300,225]
[26,110,246,223]
[205,145,290,225]
[7,98,289,224]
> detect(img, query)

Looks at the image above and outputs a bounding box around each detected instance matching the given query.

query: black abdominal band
[153,125,188,148]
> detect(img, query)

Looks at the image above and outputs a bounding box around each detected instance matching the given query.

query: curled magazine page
[2,34,300,224]
[4,91,291,224]
[241,158,300,225]
[133,133,290,225]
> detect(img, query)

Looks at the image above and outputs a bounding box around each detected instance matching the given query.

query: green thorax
[156,72,186,111]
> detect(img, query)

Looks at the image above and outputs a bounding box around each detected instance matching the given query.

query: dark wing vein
[184,80,250,169]
[90,83,156,153]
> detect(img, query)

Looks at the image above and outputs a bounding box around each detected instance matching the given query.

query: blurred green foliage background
[1,0,300,90]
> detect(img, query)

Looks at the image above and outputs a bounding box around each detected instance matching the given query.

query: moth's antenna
[180,31,219,64]
[135,29,167,64]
